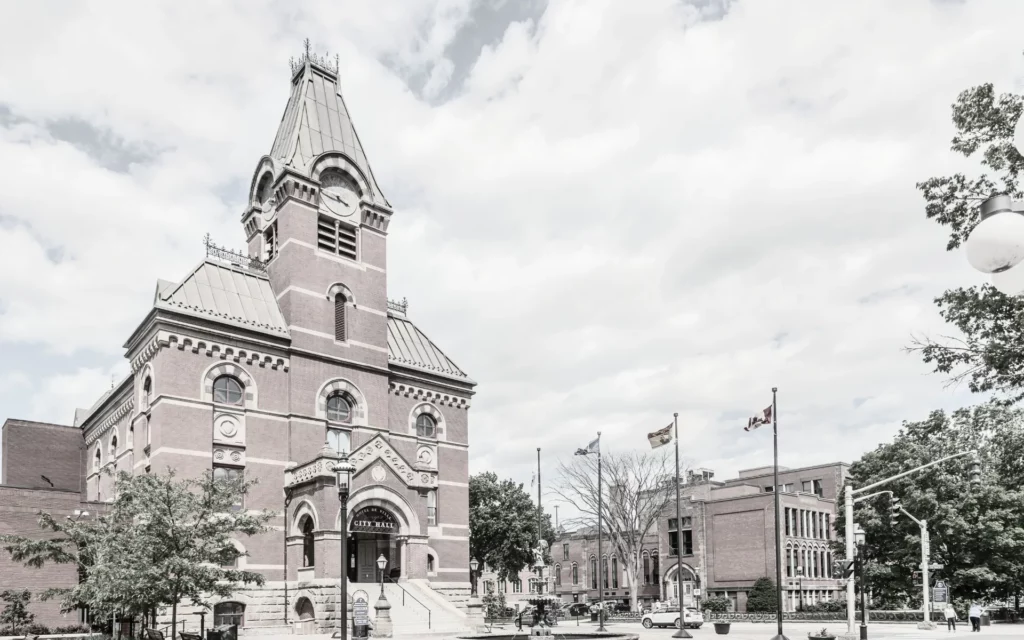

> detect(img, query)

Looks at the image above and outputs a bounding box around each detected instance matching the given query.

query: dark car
[566,603,589,617]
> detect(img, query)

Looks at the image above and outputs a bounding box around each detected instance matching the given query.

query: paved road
[573,621,1024,640]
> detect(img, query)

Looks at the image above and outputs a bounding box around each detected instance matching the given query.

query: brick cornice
[388,382,470,409]
[84,397,134,446]
[131,330,290,373]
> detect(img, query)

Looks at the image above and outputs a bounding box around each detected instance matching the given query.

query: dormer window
[213,376,244,406]
[93,448,101,470]
[142,376,152,410]
[109,435,118,456]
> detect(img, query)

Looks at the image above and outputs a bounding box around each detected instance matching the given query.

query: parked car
[566,603,589,617]
[641,607,704,629]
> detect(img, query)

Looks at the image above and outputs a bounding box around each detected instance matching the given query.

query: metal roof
[387,313,471,382]
[269,60,389,206]
[156,260,289,337]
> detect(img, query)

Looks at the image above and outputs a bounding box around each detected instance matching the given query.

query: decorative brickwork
[389,382,470,409]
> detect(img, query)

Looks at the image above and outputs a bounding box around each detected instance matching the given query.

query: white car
[641,607,704,629]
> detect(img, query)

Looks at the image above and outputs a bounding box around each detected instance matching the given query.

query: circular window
[213,376,244,405]
[416,414,436,438]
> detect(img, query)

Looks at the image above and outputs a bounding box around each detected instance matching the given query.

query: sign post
[352,590,370,639]
[932,582,948,605]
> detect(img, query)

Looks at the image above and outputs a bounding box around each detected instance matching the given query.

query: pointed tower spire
[272,41,389,207]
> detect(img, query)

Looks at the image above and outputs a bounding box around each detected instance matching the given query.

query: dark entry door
[357,537,377,582]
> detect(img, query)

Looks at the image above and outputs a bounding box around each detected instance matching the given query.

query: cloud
[0,0,1020,512]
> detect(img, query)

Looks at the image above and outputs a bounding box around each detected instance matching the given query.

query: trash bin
[590,611,598,622]
[206,630,221,640]
[981,614,991,627]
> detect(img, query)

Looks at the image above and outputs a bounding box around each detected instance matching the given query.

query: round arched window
[213,376,244,405]
[326,394,352,423]
[416,414,436,438]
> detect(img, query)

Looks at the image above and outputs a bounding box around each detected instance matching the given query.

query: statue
[533,539,548,568]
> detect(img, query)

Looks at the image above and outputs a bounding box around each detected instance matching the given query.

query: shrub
[25,623,51,635]
[483,590,508,620]
[702,596,731,613]
[55,624,92,634]
[746,577,778,613]
[0,589,34,634]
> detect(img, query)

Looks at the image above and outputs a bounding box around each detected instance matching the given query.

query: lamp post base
[770,635,790,640]
[674,628,693,638]
[859,624,868,640]
[372,596,392,638]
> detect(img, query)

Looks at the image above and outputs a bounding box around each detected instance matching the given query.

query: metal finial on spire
[303,37,311,58]
[289,38,340,76]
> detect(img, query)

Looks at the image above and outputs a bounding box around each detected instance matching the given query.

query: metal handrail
[383,576,432,629]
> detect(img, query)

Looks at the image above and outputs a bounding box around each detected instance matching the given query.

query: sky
[0,0,1021,515]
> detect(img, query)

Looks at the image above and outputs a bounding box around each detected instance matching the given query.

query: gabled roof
[155,259,289,337]
[269,58,389,206]
[387,312,473,383]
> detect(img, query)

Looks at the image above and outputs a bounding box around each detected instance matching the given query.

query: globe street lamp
[334,452,355,640]
[964,194,1024,294]
[470,558,480,597]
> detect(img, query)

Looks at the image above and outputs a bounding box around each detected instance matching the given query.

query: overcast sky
[0,0,1020,508]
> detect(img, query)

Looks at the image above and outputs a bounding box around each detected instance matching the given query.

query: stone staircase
[349,580,471,637]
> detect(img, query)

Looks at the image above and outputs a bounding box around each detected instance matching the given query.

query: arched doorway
[348,506,401,583]
[665,564,697,607]
[294,597,315,635]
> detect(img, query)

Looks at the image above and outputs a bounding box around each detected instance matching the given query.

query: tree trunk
[626,568,639,612]
[171,596,177,640]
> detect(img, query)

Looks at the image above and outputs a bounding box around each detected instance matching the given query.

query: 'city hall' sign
[351,506,398,534]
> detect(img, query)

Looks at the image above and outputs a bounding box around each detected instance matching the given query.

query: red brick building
[551,462,849,613]
[0,47,475,633]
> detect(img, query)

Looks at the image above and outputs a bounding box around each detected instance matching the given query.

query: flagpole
[597,432,606,633]
[771,387,788,640]
[672,412,692,639]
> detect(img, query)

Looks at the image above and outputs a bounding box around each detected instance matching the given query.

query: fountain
[457,539,637,640]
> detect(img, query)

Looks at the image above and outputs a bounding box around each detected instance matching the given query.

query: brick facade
[550,462,849,613]
[0,52,474,634]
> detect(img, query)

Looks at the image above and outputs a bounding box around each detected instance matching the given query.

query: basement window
[317,215,358,261]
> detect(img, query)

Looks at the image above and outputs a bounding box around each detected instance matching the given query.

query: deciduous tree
[0,590,34,634]
[909,83,1024,399]
[835,401,1024,604]
[550,450,675,612]
[745,577,778,613]
[2,469,273,635]
[469,472,547,582]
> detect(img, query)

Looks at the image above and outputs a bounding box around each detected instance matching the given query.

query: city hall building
[0,49,475,631]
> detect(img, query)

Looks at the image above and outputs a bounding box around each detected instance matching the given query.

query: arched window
[643,552,651,585]
[416,414,436,438]
[213,376,244,405]
[652,553,660,584]
[427,554,435,573]
[128,425,134,447]
[611,555,618,588]
[555,564,562,586]
[94,447,101,470]
[603,555,609,589]
[214,602,244,627]
[572,562,579,585]
[143,376,152,410]
[301,516,315,568]
[335,294,347,342]
[590,556,597,589]
[326,394,351,422]
[109,435,118,456]
[426,490,437,526]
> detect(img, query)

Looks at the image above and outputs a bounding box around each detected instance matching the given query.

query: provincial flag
[745,405,773,431]
[575,437,600,456]
[647,424,672,449]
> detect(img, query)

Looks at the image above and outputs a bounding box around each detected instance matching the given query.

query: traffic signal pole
[898,507,935,630]
[840,451,979,640]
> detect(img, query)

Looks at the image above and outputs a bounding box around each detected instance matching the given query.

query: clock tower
[240,44,393,369]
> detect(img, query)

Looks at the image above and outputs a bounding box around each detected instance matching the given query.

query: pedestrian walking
[969,604,983,632]
[945,604,958,632]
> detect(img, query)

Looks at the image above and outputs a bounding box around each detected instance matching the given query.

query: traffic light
[969,457,982,488]
[890,496,901,526]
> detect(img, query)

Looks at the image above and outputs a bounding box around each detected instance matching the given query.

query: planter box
[808,635,836,640]
[714,622,731,635]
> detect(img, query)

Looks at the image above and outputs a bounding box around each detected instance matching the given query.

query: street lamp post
[378,555,388,599]
[334,452,355,640]
[470,558,480,598]
[965,194,1024,294]
[855,527,867,640]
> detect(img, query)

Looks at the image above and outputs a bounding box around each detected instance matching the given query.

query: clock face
[320,170,360,217]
